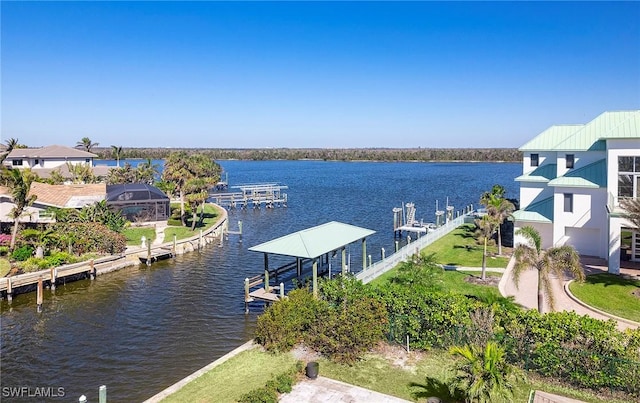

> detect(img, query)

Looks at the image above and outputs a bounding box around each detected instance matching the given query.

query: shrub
[12,245,34,262]
[237,387,277,403]
[0,246,9,256]
[45,252,75,267]
[20,257,50,272]
[51,223,126,255]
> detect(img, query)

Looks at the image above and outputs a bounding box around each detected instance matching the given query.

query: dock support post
[6,277,12,302]
[279,282,284,300]
[99,385,107,403]
[264,253,269,292]
[361,239,367,272]
[238,221,243,243]
[37,277,43,312]
[341,248,346,274]
[147,242,152,266]
[296,258,301,278]
[50,267,56,291]
[90,259,96,280]
[199,230,203,250]
[381,248,385,260]
[173,235,177,256]
[395,241,399,253]
[312,259,318,298]
[368,254,372,268]
[244,278,250,314]
[79,395,87,403]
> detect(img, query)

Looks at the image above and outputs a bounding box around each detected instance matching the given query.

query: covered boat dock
[245,221,376,308]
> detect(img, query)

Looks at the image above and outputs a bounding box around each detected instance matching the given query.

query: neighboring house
[0,183,106,224]
[1,144,110,181]
[512,110,640,274]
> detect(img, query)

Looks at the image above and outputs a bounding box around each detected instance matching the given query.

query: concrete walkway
[279,377,412,403]
[499,256,639,331]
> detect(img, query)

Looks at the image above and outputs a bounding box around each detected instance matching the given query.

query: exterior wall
[5,157,93,170]
[518,181,551,209]
[606,139,640,207]
[522,151,555,175]
[556,150,606,178]
[514,222,553,250]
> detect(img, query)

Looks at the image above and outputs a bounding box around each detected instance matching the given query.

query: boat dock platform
[138,246,175,265]
[209,183,288,209]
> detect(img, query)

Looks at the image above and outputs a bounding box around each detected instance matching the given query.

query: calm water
[0,160,520,402]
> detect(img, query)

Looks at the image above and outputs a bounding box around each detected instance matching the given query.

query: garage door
[564,227,601,257]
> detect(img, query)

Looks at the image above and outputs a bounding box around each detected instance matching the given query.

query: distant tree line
[92,147,521,162]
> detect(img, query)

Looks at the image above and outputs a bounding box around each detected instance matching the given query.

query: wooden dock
[209,183,288,209]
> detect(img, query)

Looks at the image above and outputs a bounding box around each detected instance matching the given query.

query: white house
[512,110,640,274]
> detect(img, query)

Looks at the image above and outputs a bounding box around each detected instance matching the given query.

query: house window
[34,159,39,165]
[564,194,573,212]
[530,153,539,167]
[85,158,90,163]
[566,154,574,169]
[618,156,640,198]
[12,159,23,166]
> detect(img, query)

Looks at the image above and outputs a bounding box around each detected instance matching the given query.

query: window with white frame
[12,159,23,166]
[618,156,640,198]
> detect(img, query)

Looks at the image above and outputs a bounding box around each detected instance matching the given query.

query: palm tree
[0,167,38,250]
[1,138,20,163]
[480,185,515,256]
[475,215,498,280]
[162,151,193,226]
[512,226,585,313]
[111,145,123,167]
[620,197,640,229]
[76,137,99,153]
[136,158,159,184]
[448,342,520,403]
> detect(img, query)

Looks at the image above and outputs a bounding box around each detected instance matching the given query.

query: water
[0,160,520,402]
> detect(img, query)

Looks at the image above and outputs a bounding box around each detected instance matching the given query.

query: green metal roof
[519,125,583,151]
[515,164,557,182]
[548,159,607,189]
[511,197,554,223]
[248,221,376,259]
[519,110,640,152]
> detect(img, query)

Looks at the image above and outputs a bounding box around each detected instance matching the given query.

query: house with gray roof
[513,110,640,274]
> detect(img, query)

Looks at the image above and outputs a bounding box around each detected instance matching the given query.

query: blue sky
[2,1,639,149]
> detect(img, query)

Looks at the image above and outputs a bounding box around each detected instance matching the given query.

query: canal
[0,160,520,402]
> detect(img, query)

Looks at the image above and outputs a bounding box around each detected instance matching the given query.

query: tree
[0,167,38,250]
[135,158,159,184]
[1,138,21,163]
[76,137,99,152]
[162,151,192,226]
[66,162,96,184]
[448,342,520,403]
[620,197,640,230]
[111,145,123,167]
[480,185,515,256]
[512,226,585,313]
[475,215,498,281]
[106,162,137,185]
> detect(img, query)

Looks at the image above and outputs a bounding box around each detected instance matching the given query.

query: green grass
[164,204,222,241]
[424,224,510,268]
[161,347,297,403]
[319,348,629,403]
[569,273,640,323]
[123,227,156,246]
[0,258,11,277]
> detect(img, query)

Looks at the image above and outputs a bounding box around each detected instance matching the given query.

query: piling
[244,278,250,314]
[90,259,96,280]
[264,269,269,292]
[173,234,177,255]
[279,282,284,299]
[381,247,385,260]
[36,277,43,312]
[79,395,87,403]
[7,277,13,302]
[147,243,152,266]
[99,385,107,403]
[238,221,243,243]
[50,267,57,290]
[199,230,203,250]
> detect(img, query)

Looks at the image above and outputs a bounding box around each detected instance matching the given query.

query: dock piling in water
[36,277,43,312]
[99,385,107,403]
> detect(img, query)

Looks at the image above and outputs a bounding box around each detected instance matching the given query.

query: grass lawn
[123,227,156,246]
[424,224,510,268]
[0,258,11,277]
[569,273,640,323]
[319,347,629,403]
[164,204,222,241]
[161,347,297,403]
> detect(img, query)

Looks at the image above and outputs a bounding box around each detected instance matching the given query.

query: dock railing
[356,213,471,284]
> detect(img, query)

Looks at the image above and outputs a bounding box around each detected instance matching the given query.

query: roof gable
[7,145,97,159]
[548,159,607,188]
[512,196,554,223]
[29,182,106,208]
[249,221,376,259]
[515,164,557,183]
[519,125,583,151]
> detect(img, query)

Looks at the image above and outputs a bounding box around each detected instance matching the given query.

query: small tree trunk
[179,190,186,227]
[10,219,19,250]
[537,269,545,313]
[482,236,487,280]
[191,209,198,231]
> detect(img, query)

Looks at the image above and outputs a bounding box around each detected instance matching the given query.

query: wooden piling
[7,277,12,302]
[279,282,284,299]
[50,267,56,290]
[147,242,152,266]
[244,278,250,314]
[264,269,269,292]
[173,234,177,255]
[199,230,203,250]
[37,277,43,311]
[99,385,107,403]
[90,259,96,280]
[238,221,243,243]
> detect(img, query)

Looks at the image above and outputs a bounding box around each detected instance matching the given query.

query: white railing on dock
[355,213,471,284]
